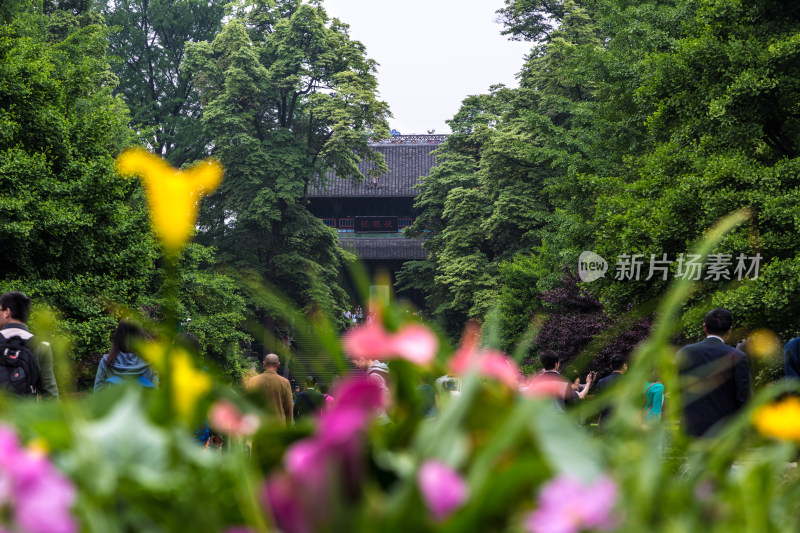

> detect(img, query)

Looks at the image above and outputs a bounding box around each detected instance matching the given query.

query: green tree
[493,0,689,345]
[496,0,569,42]
[102,0,226,165]
[591,0,800,337]
[403,1,607,341]
[399,91,512,337]
[0,8,156,361]
[1,6,251,387]
[145,244,250,377]
[184,1,390,328]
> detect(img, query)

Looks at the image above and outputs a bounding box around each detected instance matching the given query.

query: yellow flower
[745,329,781,359]
[752,396,800,442]
[27,438,50,456]
[116,148,223,253]
[142,342,213,420]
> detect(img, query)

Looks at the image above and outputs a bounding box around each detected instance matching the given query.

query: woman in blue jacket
[94,320,159,392]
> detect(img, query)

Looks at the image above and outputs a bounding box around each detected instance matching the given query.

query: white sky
[321,0,533,134]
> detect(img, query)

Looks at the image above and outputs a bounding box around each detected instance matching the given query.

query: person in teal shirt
[643,380,664,423]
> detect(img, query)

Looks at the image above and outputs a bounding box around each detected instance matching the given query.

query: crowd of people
[0,290,795,443]
[518,308,755,438]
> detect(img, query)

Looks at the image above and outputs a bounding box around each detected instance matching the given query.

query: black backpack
[0,335,40,396]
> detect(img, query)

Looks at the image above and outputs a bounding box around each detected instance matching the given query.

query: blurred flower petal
[285,439,328,481]
[210,400,260,437]
[142,343,212,420]
[343,321,437,366]
[331,378,385,413]
[418,460,469,521]
[390,324,438,365]
[0,426,77,533]
[116,148,222,253]
[753,396,800,442]
[523,374,572,400]
[342,322,393,360]
[449,322,520,388]
[263,473,310,533]
[172,347,213,419]
[317,406,372,445]
[525,475,618,533]
[479,352,521,388]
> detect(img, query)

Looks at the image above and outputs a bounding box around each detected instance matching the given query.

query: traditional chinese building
[308,134,446,304]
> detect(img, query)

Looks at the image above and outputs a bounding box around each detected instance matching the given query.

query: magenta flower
[317,407,372,445]
[525,475,619,533]
[264,378,385,533]
[264,472,312,533]
[0,426,77,533]
[418,460,469,521]
[209,399,260,437]
[284,438,328,481]
[343,321,438,366]
[330,378,386,413]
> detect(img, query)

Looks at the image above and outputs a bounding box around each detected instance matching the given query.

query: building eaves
[339,236,427,260]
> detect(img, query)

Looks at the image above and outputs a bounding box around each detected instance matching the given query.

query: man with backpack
[0,291,59,398]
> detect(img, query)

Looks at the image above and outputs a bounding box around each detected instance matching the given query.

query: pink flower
[418,460,469,521]
[0,426,77,533]
[15,467,76,533]
[343,322,438,366]
[449,322,521,388]
[522,373,572,400]
[209,399,260,437]
[477,352,523,388]
[525,475,619,533]
[317,407,372,445]
[342,322,392,360]
[389,324,439,365]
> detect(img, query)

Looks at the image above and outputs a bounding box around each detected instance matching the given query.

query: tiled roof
[339,237,427,260]
[310,141,440,198]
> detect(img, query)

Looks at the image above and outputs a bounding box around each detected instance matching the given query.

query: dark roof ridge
[369,134,448,146]
[310,142,440,198]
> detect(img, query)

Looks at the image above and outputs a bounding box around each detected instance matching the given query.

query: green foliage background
[402,0,800,355]
[4,0,800,389]
[0,5,248,387]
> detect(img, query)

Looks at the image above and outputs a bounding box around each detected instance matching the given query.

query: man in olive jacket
[246,353,293,426]
[0,291,59,398]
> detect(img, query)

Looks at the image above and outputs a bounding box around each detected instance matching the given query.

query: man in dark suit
[528,351,595,410]
[595,354,627,428]
[293,375,325,422]
[678,308,751,437]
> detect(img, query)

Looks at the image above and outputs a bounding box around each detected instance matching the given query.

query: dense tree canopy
[405,0,800,355]
[103,0,227,165]
[184,0,390,326]
[0,5,249,384]
[0,7,155,359]
[6,0,800,382]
